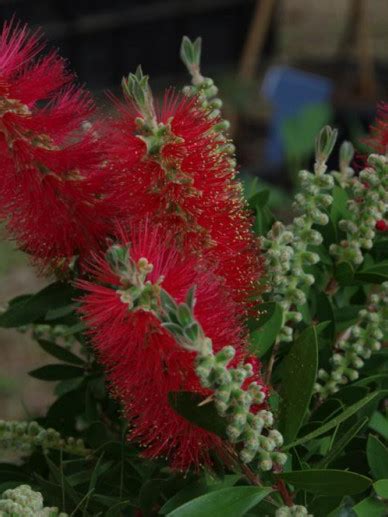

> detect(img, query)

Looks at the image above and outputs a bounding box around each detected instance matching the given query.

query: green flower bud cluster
[332,140,355,188]
[31,323,76,347]
[106,244,162,313]
[180,36,236,170]
[180,36,219,99]
[263,129,336,342]
[0,420,89,457]
[122,66,188,165]
[0,485,67,516]
[276,504,312,516]
[330,154,388,265]
[159,287,287,472]
[122,65,157,131]
[315,282,388,398]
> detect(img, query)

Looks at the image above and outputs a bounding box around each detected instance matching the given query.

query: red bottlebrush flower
[363,102,388,155]
[0,20,111,268]
[77,224,259,469]
[106,91,263,311]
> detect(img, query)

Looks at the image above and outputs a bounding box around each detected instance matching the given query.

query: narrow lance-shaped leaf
[284,391,383,450]
[167,487,272,517]
[278,469,371,496]
[278,326,318,443]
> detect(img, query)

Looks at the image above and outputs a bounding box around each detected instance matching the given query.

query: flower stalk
[330,154,388,265]
[315,282,388,398]
[180,36,235,167]
[158,287,287,472]
[0,420,89,457]
[263,126,336,343]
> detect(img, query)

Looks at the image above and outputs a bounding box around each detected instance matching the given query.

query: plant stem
[265,338,281,385]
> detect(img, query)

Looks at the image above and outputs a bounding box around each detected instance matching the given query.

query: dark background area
[1,0,263,90]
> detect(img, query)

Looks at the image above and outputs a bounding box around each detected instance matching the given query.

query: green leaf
[105,501,134,516]
[309,495,345,517]
[168,391,226,438]
[55,377,84,397]
[247,302,275,331]
[29,364,84,381]
[354,374,388,387]
[249,303,283,357]
[248,190,270,210]
[167,487,272,517]
[314,292,335,341]
[335,262,355,286]
[331,185,351,225]
[278,326,318,443]
[285,391,382,450]
[37,339,85,366]
[369,411,388,440]
[317,417,368,468]
[45,304,77,321]
[374,479,388,498]
[45,456,81,507]
[139,479,161,515]
[0,481,25,494]
[278,469,371,496]
[353,497,387,517]
[355,261,388,283]
[0,464,29,484]
[367,435,388,479]
[312,398,344,423]
[180,36,200,67]
[0,282,77,328]
[335,304,364,331]
[160,289,178,313]
[334,386,369,406]
[207,475,241,491]
[177,304,193,327]
[252,205,274,236]
[160,480,207,515]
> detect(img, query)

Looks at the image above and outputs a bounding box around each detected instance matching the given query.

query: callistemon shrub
[0,23,387,517]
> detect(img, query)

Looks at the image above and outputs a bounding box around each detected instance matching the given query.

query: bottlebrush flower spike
[363,102,388,156]
[0,20,110,268]
[77,224,264,469]
[106,77,262,311]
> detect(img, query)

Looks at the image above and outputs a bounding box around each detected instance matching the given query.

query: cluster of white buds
[315,282,388,398]
[0,485,67,516]
[0,420,88,457]
[180,36,236,169]
[159,287,287,472]
[262,126,336,342]
[276,504,312,516]
[31,324,76,347]
[330,153,388,265]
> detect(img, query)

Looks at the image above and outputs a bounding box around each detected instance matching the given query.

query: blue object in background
[261,66,333,165]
